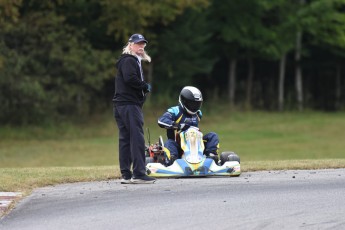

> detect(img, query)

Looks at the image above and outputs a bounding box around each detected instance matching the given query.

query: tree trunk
[278,54,286,111]
[228,58,237,108]
[295,30,303,111]
[295,0,304,111]
[335,62,341,110]
[246,58,254,109]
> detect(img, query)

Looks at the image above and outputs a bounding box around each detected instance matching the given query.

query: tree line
[1,0,345,125]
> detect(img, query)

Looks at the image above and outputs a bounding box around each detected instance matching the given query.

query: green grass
[0,166,119,194]
[1,109,345,193]
[203,111,345,161]
[0,117,119,167]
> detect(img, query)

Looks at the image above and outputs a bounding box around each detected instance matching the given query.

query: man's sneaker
[131,175,156,184]
[120,177,132,184]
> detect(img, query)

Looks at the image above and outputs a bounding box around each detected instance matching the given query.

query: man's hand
[144,83,151,93]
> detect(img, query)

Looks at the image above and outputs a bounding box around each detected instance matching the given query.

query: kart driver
[157,86,220,165]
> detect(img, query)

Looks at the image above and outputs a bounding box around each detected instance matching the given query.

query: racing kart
[145,126,241,177]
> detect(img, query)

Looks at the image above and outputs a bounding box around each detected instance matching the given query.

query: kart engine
[146,142,165,164]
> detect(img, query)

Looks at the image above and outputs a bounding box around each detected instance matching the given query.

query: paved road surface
[1,169,345,230]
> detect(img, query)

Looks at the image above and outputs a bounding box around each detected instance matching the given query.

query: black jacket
[113,54,148,107]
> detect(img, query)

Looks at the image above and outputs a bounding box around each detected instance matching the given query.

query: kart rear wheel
[157,155,165,165]
[145,157,154,166]
[220,152,240,165]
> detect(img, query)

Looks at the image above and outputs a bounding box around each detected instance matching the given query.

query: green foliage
[153,8,215,93]
[99,0,209,42]
[301,0,345,48]
[0,0,22,25]
[0,4,114,125]
[210,0,296,59]
[1,0,345,125]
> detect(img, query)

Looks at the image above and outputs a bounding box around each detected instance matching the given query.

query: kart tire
[157,155,165,165]
[220,152,240,165]
[145,157,154,166]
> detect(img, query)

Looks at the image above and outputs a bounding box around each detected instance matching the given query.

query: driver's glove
[173,122,190,131]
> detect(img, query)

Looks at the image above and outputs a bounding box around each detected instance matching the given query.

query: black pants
[114,105,146,178]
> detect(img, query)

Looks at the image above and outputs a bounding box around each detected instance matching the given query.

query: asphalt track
[1,169,345,230]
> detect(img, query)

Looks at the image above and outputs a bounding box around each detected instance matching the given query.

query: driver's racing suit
[157,105,219,165]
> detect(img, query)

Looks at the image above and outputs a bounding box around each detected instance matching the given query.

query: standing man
[113,34,156,184]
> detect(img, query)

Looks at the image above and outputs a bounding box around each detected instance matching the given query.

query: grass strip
[242,159,345,171]
[1,159,345,194]
[0,166,119,195]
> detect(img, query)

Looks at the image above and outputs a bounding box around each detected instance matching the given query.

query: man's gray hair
[122,42,151,62]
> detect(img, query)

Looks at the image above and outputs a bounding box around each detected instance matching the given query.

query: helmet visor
[185,100,202,113]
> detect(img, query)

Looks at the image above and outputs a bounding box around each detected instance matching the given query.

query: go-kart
[145,126,241,177]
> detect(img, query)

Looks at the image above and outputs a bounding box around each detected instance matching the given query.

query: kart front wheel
[220,152,240,165]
